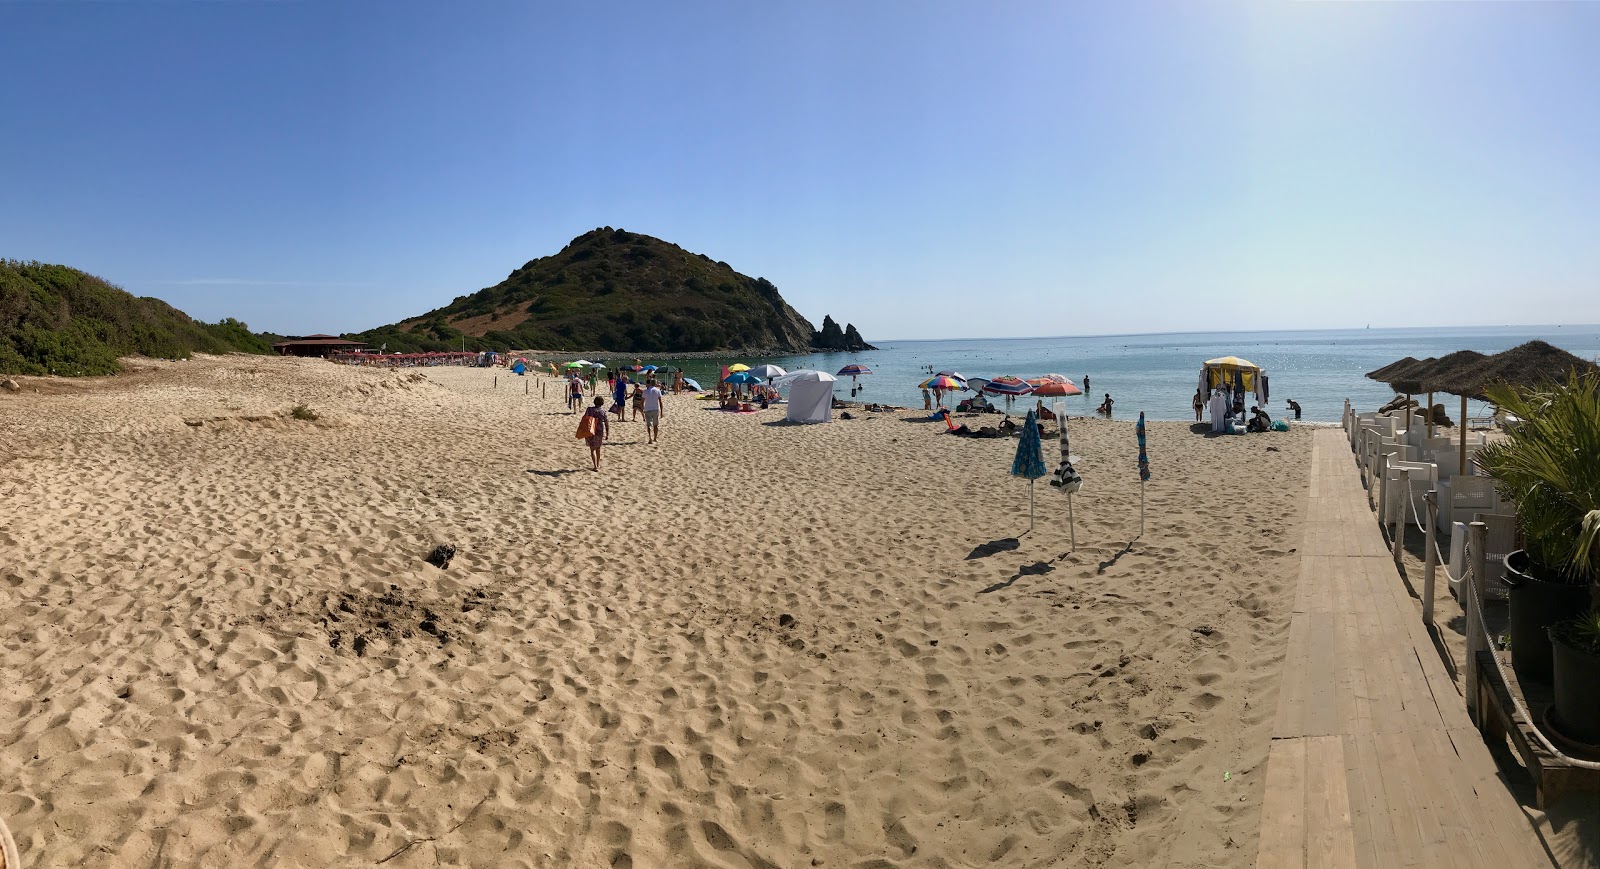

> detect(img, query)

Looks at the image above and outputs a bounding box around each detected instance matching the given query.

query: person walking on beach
[630,379,646,421]
[1193,389,1204,422]
[567,374,584,412]
[580,396,609,470]
[612,374,630,421]
[643,378,665,444]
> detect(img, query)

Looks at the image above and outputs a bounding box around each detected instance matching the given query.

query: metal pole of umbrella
[1460,395,1468,476]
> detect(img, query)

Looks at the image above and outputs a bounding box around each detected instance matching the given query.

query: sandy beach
[0,354,1315,868]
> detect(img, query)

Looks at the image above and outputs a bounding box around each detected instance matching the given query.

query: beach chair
[1475,512,1517,600]
[1385,460,1437,527]
[1444,476,1497,530]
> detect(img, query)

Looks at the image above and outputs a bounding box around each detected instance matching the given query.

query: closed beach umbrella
[1050,400,1083,546]
[1012,409,1048,532]
[1137,411,1151,537]
[749,364,787,380]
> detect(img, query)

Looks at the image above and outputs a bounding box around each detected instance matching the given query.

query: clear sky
[3,1,1597,340]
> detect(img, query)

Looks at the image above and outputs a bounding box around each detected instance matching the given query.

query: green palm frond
[1477,369,1600,584]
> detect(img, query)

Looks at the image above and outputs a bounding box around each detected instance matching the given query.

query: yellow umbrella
[728,363,751,372]
[1203,356,1259,370]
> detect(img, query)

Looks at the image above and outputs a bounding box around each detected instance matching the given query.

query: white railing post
[1374,452,1388,516]
[1465,521,1488,722]
[1394,468,1410,567]
[1422,490,1438,626]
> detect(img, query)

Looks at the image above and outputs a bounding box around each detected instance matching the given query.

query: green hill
[355,228,825,354]
[0,260,273,376]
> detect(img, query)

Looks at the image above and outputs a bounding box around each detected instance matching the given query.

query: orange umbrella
[1032,380,1082,397]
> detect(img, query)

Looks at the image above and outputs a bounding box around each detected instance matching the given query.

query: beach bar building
[272,334,367,357]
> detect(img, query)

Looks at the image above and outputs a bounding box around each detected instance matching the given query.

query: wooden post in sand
[1394,468,1410,568]
[542,383,547,399]
[1427,390,1434,439]
[1465,521,1488,722]
[494,376,498,389]
[1460,395,1469,477]
[525,380,529,395]
[1422,490,1439,626]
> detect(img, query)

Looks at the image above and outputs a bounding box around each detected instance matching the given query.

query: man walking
[642,378,665,444]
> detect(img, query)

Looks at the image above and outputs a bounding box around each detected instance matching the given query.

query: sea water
[652,325,1600,423]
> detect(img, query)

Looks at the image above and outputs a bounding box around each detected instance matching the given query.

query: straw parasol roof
[1367,340,1597,399]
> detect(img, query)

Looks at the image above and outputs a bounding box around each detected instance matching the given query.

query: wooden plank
[1258,738,1309,869]
[1303,612,1339,737]
[1344,734,1396,869]
[1372,731,1427,865]
[1275,615,1311,738]
[1304,736,1358,869]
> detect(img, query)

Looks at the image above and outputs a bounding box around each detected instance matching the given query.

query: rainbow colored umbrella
[920,375,963,391]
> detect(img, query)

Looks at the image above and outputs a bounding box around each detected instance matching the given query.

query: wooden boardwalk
[1256,430,1552,868]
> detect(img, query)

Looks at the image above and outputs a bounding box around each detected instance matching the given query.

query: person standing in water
[1286,399,1302,420]
[1083,375,1090,392]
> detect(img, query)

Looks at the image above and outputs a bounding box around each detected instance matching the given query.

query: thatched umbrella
[1367,340,1599,472]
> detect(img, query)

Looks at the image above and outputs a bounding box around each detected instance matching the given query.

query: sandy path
[0,355,1312,867]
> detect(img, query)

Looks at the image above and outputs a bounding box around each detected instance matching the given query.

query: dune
[0,354,1313,867]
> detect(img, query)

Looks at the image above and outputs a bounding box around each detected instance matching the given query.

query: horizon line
[868,323,1600,345]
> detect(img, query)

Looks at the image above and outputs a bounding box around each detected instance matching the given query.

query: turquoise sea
[654,325,1600,423]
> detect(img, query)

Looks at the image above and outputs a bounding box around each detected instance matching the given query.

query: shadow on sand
[980,560,1055,594]
[966,537,1021,560]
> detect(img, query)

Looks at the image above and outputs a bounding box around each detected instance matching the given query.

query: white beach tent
[773,369,836,424]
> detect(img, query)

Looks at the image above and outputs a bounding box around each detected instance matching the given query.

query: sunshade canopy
[727,363,751,372]
[723,371,761,384]
[920,375,963,390]
[1366,340,1598,399]
[837,364,872,376]
[1032,381,1083,397]
[749,364,787,379]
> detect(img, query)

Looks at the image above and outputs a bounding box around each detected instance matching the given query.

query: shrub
[291,404,318,421]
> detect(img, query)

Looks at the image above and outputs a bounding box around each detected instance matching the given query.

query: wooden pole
[1465,520,1488,722]
[1460,394,1469,477]
[1394,468,1411,568]
[1422,489,1439,626]
[1426,390,1434,439]
[494,376,498,389]
[1029,479,1035,534]
[1405,392,1412,441]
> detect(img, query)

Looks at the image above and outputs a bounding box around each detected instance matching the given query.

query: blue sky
[2,1,1596,340]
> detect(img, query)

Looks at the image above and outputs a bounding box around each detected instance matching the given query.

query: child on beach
[631,381,646,421]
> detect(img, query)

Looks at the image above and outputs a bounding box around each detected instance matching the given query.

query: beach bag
[575,413,596,440]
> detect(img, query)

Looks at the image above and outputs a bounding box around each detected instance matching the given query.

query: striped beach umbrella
[982,376,1034,396]
[920,375,963,391]
[1012,409,1047,532]
[1051,400,1083,547]
[837,364,872,377]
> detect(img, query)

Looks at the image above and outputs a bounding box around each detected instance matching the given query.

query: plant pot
[1548,628,1600,746]
[1503,550,1591,684]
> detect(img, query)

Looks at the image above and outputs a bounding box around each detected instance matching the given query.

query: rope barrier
[1354,402,1600,770]
[1463,550,1600,770]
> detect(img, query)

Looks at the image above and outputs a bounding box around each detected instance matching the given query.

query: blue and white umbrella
[1050,401,1083,547]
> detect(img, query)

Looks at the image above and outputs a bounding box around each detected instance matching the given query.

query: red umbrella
[1032,380,1082,397]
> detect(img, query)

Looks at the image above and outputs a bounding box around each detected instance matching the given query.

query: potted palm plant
[1547,610,1600,745]
[1476,370,1600,691]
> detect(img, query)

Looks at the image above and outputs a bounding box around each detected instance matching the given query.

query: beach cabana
[774,370,836,423]
[1199,356,1268,406]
